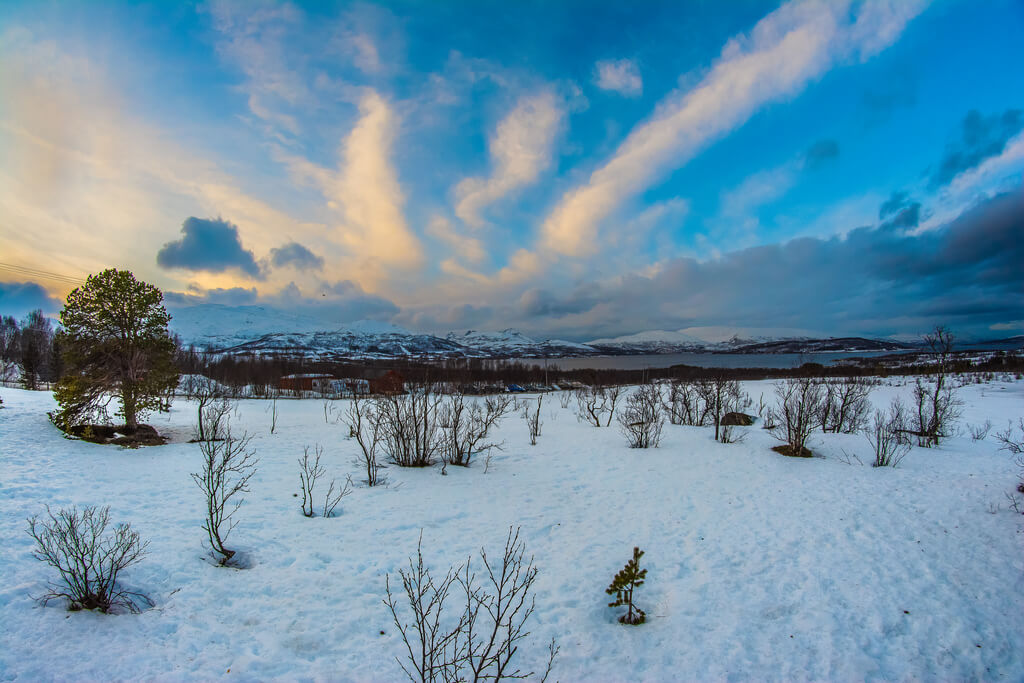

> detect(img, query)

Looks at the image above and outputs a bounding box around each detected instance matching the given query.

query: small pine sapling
[606,546,647,625]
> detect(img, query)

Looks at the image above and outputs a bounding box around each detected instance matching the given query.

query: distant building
[279,373,335,393]
[330,378,370,397]
[278,374,370,397]
[369,370,405,394]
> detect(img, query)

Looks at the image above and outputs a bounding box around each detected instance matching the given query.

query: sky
[0,0,1022,342]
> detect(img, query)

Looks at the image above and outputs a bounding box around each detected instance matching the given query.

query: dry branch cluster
[385,528,557,683]
[27,505,151,613]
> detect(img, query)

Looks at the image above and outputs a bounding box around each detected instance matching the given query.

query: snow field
[0,379,1022,681]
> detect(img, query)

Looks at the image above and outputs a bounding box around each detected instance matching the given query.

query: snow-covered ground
[1,379,1022,681]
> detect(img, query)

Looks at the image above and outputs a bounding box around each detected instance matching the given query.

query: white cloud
[720,164,799,219]
[334,92,423,271]
[426,215,486,264]
[593,59,642,97]
[540,0,925,258]
[454,91,564,228]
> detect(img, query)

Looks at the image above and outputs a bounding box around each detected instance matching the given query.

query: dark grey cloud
[164,286,259,308]
[802,139,839,170]
[165,279,398,325]
[498,190,1024,341]
[519,287,599,318]
[930,109,1023,188]
[157,217,263,278]
[269,242,324,270]
[878,192,920,228]
[0,281,63,318]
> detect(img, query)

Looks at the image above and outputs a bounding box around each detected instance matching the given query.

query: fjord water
[546,351,903,370]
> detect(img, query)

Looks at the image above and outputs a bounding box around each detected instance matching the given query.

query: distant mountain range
[167,304,1022,361]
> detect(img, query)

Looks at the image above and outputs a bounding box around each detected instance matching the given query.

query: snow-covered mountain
[169,305,600,359]
[587,329,708,354]
[446,329,597,357]
[168,304,920,360]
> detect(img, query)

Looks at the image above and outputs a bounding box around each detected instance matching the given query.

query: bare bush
[866,402,912,467]
[695,376,747,441]
[574,385,623,427]
[268,396,279,434]
[298,445,325,516]
[181,375,226,442]
[663,379,704,426]
[192,394,232,443]
[27,505,151,613]
[618,384,664,449]
[378,387,444,467]
[191,415,258,566]
[769,377,825,457]
[441,392,512,468]
[522,395,544,446]
[909,326,962,447]
[347,394,384,486]
[996,419,1024,510]
[818,377,872,434]
[969,420,992,442]
[322,476,353,518]
[910,377,962,447]
[558,391,572,409]
[384,528,557,683]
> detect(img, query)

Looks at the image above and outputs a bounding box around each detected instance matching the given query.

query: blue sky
[0,0,1022,341]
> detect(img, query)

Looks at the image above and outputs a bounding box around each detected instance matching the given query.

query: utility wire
[0,262,86,287]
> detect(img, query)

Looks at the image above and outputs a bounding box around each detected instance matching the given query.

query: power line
[0,262,86,287]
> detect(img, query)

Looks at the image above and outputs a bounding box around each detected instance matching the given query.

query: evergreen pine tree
[606,546,647,625]
[53,269,179,431]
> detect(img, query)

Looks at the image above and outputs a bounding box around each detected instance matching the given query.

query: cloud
[165,279,399,324]
[930,109,1024,188]
[269,241,324,270]
[157,217,263,278]
[593,59,642,97]
[426,216,486,264]
[721,165,798,219]
[878,191,920,228]
[0,281,63,318]
[205,0,309,137]
[454,91,565,228]
[802,138,839,169]
[495,190,1024,340]
[540,0,925,257]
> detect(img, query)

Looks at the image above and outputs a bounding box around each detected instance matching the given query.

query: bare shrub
[695,376,747,441]
[769,377,825,457]
[818,377,872,434]
[618,384,664,449]
[322,476,353,518]
[194,396,233,443]
[522,395,544,446]
[866,402,911,467]
[267,396,279,434]
[384,528,557,683]
[969,420,993,442]
[441,392,511,468]
[574,385,623,427]
[378,387,443,467]
[27,505,151,613]
[298,445,325,517]
[347,394,384,486]
[910,377,962,447]
[909,326,962,447]
[558,391,572,409]
[996,419,1024,510]
[663,379,704,426]
[191,414,258,566]
[181,375,226,442]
